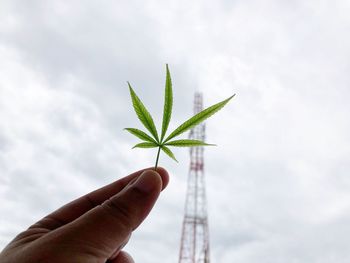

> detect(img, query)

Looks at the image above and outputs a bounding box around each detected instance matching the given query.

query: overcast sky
[1,0,350,262]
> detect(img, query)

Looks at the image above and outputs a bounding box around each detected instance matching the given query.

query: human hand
[0,168,169,263]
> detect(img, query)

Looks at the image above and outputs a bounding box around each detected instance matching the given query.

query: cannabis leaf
[125,64,235,170]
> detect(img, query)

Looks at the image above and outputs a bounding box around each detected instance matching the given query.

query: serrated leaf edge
[161,145,178,162]
[160,64,173,141]
[164,94,235,143]
[128,83,160,143]
[124,128,158,144]
[165,139,215,147]
[132,142,158,149]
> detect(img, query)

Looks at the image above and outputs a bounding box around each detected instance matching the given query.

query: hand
[0,168,169,263]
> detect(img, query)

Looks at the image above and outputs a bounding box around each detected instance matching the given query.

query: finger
[108,232,131,260]
[55,170,164,259]
[30,167,169,230]
[108,251,134,263]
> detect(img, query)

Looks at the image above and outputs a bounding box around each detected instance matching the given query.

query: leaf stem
[154,146,161,170]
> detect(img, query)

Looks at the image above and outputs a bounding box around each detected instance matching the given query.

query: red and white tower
[179,92,210,263]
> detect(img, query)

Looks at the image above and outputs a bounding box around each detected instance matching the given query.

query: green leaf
[124,128,158,144]
[164,94,235,142]
[165,139,215,147]
[132,142,158,149]
[160,64,173,141]
[161,145,178,162]
[128,83,160,143]
[125,64,235,170]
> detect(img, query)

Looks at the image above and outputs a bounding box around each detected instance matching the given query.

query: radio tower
[179,92,210,263]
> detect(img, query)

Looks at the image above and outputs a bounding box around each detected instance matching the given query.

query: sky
[1,0,350,262]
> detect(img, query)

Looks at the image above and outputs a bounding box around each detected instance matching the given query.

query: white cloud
[1,0,350,262]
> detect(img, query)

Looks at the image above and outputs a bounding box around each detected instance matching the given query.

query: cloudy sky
[1,0,350,262]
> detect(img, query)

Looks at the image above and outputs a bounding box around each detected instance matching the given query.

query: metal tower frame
[179,92,210,263]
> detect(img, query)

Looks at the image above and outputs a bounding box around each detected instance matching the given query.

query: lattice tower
[179,92,210,263]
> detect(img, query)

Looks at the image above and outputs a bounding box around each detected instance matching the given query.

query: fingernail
[132,170,159,193]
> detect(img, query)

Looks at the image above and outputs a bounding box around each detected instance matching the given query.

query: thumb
[60,170,163,259]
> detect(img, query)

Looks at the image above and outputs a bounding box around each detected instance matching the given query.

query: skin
[0,167,170,263]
